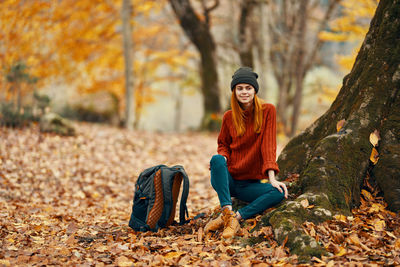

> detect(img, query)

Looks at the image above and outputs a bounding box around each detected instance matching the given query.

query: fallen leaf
[373,219,386,232]
[348,233,370,251]
[361,189,374,201]
[334,214,347,223]
[164,251,183,259]
[116,256,132,267]
[300,199,309,208]
[370,147,379,164]
[335,246,347,256]
[0,259,10,267]
[310,226,316,237]
[336,119,346,132]
[394,239,400,250]
[197,227,203,242]
[369,130,380,147]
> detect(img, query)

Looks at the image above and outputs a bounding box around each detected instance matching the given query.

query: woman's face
[235,83,255,108]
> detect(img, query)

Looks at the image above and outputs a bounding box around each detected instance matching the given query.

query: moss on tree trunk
[258,0,400,262]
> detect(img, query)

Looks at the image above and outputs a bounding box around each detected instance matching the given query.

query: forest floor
[1,122,400,266]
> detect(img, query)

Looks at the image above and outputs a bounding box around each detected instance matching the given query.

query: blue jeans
[210,154,284,220]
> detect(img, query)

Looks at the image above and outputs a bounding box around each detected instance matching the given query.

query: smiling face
[235,83,255,109]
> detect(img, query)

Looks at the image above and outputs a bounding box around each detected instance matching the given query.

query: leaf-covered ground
[1,123,399,266]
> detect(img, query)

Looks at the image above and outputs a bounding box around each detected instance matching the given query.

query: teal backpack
[128,165,190,232]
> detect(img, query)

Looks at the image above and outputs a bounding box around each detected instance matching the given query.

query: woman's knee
[210,154,226,168]
[272,188,285,204]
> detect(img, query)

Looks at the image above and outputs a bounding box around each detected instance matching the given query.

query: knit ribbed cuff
[262,161,280,175]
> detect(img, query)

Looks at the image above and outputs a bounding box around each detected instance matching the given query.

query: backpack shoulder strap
[172,165,190,225]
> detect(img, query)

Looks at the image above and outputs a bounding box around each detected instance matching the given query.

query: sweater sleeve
[261,104,280,175]
[217,112,232,161]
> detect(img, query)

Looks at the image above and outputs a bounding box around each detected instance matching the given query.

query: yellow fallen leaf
[336,119,346,132]
[394,238,400,250]
[361,189,374,201]
[335,246,347,256]
[369,203,385,213]
[373,219,386,232]
[164,251,183,259]
[327,260,335,267]
[0,259,10,267]
[370,147,379,164]
[369,129,380,147]
[334,214,347,223]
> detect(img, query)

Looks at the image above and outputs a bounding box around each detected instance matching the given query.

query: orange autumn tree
[48,0,194,126]
[0,1,54,105]
[0,0,194,126]
[319,0,379,71]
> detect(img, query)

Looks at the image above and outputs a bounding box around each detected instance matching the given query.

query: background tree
[0,0,194,128]
[168,0,221,130]
[260,0,399,260]
[5,62,38,113]
[267,0,341,136]
[319,0,379,72]
[238,0,257,68]
[122,0,135,130]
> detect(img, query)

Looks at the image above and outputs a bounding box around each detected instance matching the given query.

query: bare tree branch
[200,0,219,27]
[303,0,341,76]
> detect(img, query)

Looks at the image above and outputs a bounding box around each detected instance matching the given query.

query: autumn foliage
[0,0,194,116]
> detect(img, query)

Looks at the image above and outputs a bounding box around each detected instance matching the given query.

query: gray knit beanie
[230,67,259,93]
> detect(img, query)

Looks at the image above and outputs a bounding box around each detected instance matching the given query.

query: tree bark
[238,0,256,68]
[260,0,400,261]
[122,0,134,130]
[168,0,221,130]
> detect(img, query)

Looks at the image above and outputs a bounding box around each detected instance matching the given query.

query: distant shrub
[60,104,114,123]
[0,103,38,128]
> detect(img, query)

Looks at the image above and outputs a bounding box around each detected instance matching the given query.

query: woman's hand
[270,180,288,198]
[268,170,288,198]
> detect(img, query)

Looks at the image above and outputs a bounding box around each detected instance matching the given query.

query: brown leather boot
[221,208,240,239]
[204,213,224,233]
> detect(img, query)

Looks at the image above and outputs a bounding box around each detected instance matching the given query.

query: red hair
[231,92,265,136]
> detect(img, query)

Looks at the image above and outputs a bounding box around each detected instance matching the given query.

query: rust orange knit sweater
[217,103,279,180]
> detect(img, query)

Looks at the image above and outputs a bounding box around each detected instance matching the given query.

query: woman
[205,67,288,239]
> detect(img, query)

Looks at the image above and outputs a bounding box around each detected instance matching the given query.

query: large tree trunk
[121,0,135,130]
[168,0,221,130]
[262,0,399,261]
